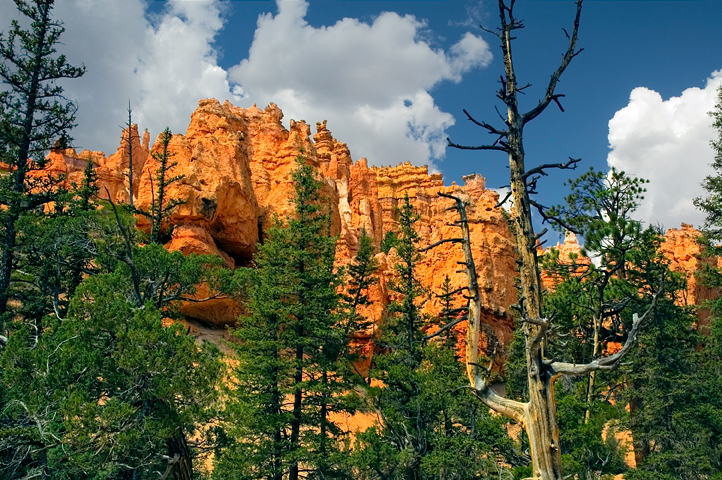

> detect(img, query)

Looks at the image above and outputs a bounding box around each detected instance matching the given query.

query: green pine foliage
[8,160,100,323]
[529,165,722,479]
[530,168,655,478]
[354,195,513,480]
[0,0,85,319]
[216,154,354,480]
[58,273,222,479]
[0,249,225,479]
[695,85,722,242]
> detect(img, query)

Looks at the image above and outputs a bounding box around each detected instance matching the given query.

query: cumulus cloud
[229,0,492,169]
[1,0,489,166]
[0,0,240,154]
[607,71,722,230]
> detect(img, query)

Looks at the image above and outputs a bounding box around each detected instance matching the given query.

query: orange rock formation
[542,223,719,328]
[540,230,590,290]
[41,99,519,369]
[661,223,721,328]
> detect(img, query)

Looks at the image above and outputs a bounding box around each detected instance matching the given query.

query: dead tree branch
[523,157,581,180]
[437,191,525,423]
[550,276,664,376]
[447,138,510,153]
[521,0,583,125]
[419,238,463,252]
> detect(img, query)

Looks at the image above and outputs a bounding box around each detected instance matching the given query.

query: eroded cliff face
[661,223,721,328]
[373,164,517,366]
[44,99,517,367]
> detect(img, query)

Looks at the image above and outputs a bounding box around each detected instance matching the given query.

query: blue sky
[2,0,721,236]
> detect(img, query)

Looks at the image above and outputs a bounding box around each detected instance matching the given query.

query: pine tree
[0,0,85,319]
[544,167,648,425]
[0,238,226,480]
[55,271,222,480]
[532,167,722,479]
[694,84,722,242]
[354,195,513,480]
[217,154,350,480]
[134,127,184,245]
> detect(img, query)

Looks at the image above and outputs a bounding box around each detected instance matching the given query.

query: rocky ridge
[43,99,717,371]
[46,99,518,370]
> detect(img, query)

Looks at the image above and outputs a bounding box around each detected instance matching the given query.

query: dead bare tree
[124,101,136,207]
[430,192,661,480]
[442,3,663,477]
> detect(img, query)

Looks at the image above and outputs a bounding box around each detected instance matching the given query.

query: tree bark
[508,119,564,480]
[289,330,303,480]
[167,431,193,480]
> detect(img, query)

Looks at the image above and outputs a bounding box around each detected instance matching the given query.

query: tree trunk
[447,2,583,477]
[509,109,564,480]
[584,315,602,423]
[167,431,193,480]
[628,395,649,466]
[270,326,284,480]
[289,334,303,480]
[319,367,329,478]
[0,3,50,316]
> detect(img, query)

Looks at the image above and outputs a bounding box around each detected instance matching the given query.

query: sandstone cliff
[42,99,519,370]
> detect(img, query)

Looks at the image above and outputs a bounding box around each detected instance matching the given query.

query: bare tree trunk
[584,316,601,423]
[445,1,583,477]
[509,130,564,480]
[445,2,662,479]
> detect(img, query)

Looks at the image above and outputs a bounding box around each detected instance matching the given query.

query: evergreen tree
[354,196,513,480]
[134,127,184,245]
[535,168,655,476]
[530,167,722,479]
[0,244,226,479]
[695,84,722,242]
[0,0,85,319]
[216,154,351,480]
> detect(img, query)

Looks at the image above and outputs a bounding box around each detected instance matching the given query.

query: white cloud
[1,0,489,166]
[0,0,239,154]
[607,71,722,230]
[229,0,492,168]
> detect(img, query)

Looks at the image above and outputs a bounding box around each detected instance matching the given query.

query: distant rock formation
[543,223,720,327]
[661,223,721,329]
[42,100,722,372]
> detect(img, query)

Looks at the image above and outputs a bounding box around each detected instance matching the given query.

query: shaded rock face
[136,99,260,261]
[44,99,517,367]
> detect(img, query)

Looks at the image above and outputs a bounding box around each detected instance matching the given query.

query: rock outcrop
[540,231,590,290]
[542,223,720,328]
[44,99,519,367]
[662,223,721,328]
[372,165,517,365]
[34,98,722,384]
